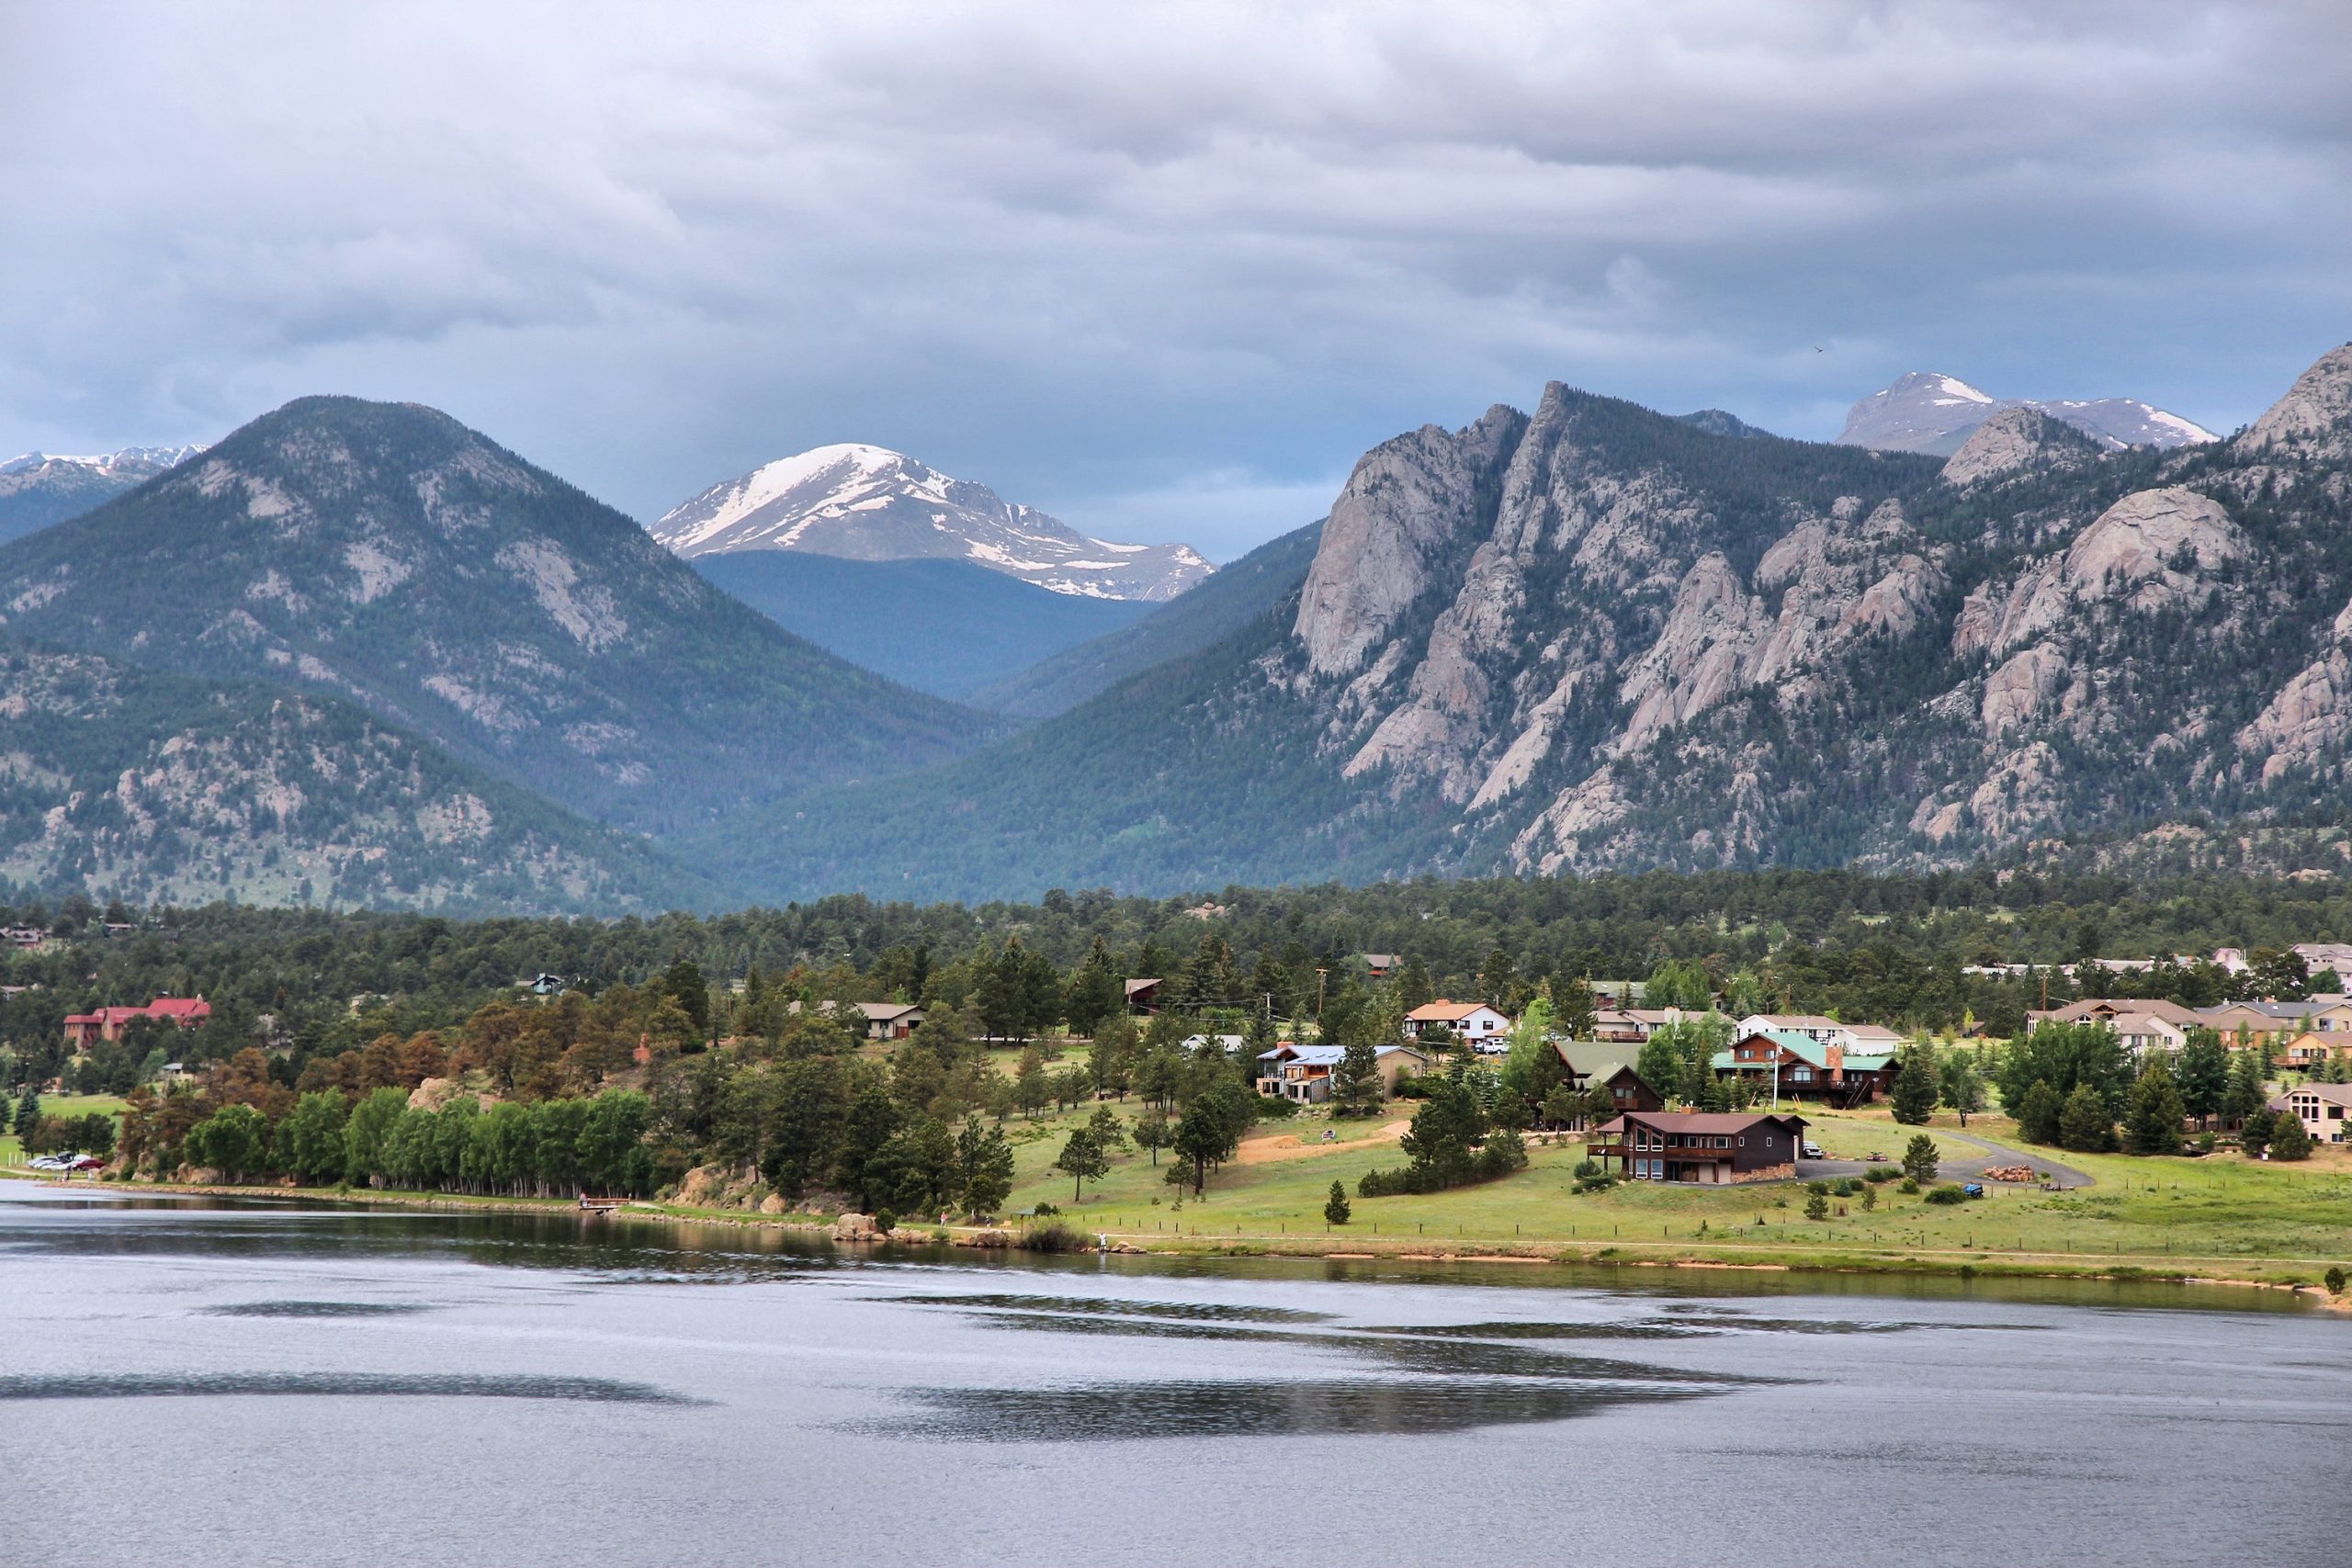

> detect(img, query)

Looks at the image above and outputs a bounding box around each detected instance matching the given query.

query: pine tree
[2058,1083,2112,1153]
[15,1086,41,1138]
[1324,1179,1351,1225]
[2268,1108,2312,1161]
[956,1115,1014,1219]
[2221,1049,2266,1130]
[1053,1127,1109,1201]
[2017,1078,2063,1145]
[1890,1042,1940,1125]
[1901,1132,1939,1184]
[2172,1030,2227,1129]
[2123,1062,2187,1156]
[1329,1039,1385,1118]
[1939,1051,1986,1127]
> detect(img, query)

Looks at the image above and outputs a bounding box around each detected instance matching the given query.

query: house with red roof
[63,996,209,1051]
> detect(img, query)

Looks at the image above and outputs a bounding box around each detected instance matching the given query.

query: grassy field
[0,1092,128,1166]
[980,1095,2352,1288]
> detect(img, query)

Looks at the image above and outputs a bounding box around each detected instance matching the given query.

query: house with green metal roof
[1547,1042,1666,1125]
[1712,1028,1898,1107]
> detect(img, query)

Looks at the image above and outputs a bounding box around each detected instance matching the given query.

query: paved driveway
[1798,1128,2093,1190]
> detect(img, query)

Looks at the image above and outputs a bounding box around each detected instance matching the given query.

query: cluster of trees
[16,864,2352,1102]
[1358,1066,1531,1196]
[6,1087,117,1159]
[1996,1022,2304,1159]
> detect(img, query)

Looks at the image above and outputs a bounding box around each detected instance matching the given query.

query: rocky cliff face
[1243,344,2352,878]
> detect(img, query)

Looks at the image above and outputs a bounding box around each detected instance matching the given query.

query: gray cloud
[3,0,2346,558]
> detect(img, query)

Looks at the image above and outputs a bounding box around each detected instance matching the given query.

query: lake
[3,1180,2348,1566]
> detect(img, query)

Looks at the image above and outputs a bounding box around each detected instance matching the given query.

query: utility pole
[1315,967,1328,1021]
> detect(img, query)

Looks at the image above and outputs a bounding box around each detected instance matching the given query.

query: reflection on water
[873,1376,1724,1440]
[888,1292,1330,1323]
[0,1371,704,1404]
[201,1301,434,1318]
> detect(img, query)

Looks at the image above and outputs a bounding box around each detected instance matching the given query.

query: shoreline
[14,1171,2346,1305]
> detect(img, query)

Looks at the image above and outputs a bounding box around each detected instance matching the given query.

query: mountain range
[1836,372,2218,457]
[652,443,1213,601]
[0,445,205,544]
[3,346,2346,911]
[702,344,2352,901]
[0,399,989,839]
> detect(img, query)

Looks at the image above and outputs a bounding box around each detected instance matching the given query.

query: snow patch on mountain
[1837,373,2216,457]
[651,444,1212,602]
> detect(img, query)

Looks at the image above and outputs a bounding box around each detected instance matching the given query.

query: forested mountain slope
[967,519,1325,718]
[691,553,1150,700]
[0,398,991,834]
[714,343,2352,902]
[0,644,720,913]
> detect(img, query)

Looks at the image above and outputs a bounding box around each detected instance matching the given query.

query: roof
[2270,1081,2352,1110]
[1550,1042,1638,1081]
[2038,998,2205,1026]
[1839,1023,1905,1044]
[1408,998,1502,1022]
[1123,978,1160,997]
[65,997,210,1028]
[1258,1043,1424,1066]
[858,1001,922,1021]
[1600,1111,1808,1134]
[1362,953,1401,966]
[1716,1030,1892,1073]
[1746,1013,1843,1031]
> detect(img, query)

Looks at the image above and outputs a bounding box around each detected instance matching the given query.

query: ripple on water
[868,1377,1727,1441]
[200,1301,433,1318]
[0,1372,707,1404]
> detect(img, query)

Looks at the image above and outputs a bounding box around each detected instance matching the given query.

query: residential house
[1734,1014,1907,1056]
[2267,1081,2352,1145]
[1361,953,1401,979]
[157,1062,198,1089]
[63,996,210,1051]
[856,1002,925,1041]
[1587,1111,1809,1184]
[1404,999,1511,1045]
[1548,1044,1665,1125]
[3,926,46,950]
[1713,1029,1897,1107]
[1592,1007,1683,1043]
[1254,1043,1430,1103]
[2279,1032,2352,1072]
[1124,977,1164,1014]
[2030,998,2205,1030]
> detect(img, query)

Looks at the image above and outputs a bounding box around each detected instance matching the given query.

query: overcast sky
[4,1,2346,559]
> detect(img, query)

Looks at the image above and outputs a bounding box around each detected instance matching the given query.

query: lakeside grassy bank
[11,1096,2347,1301]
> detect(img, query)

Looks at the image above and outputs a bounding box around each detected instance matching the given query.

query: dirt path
[1234,1120,1408,1165]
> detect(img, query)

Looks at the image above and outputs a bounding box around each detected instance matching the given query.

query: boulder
[758,1193,786,1215]
[833,1213,878,1243]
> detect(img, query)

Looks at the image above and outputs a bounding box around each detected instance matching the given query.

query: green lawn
[986,1097,2352,1285]
[1,1092,129,1166]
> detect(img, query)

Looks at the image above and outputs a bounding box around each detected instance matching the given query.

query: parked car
[1863,1151,1887,1162]
[1962,1183,1985,1199]
[1801,1141,1825,1159]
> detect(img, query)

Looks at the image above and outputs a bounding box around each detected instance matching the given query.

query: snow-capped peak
[1838,373,2215,457]
[651,446,1213,602]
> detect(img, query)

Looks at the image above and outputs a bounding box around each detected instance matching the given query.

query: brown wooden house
[1587,1111,1808,1184]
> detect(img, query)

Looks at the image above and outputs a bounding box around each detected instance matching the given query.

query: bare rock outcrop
[2239,595,2352,782]
[1941,407,2096,487]
[1294,407,1522,676]
[2235,343,2352,463]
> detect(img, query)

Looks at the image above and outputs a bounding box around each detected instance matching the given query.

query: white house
[1404,999,1512,1044]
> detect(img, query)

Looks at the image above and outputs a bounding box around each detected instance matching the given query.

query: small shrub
[1899,1178,1920,1195]
[1573,1173,1617,1194]
[1923,1184,1966,1206]
[1572,1158,1602,1179]
[1804,1192,1829,1221]
[1830,1177,1863,1197]
[1030,1201,1058,1217]
[2325,1264,2346,1296]
[873,1209,897,1235]
[1016,1220,1091,1253]
[1863,1165,1903,1184]
[1859,1183,1877,1212]
[1253,1094,1299,1121]
[1805,1180,1830,1197]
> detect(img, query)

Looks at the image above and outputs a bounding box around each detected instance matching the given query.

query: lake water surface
[4,1180,2348,1566]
